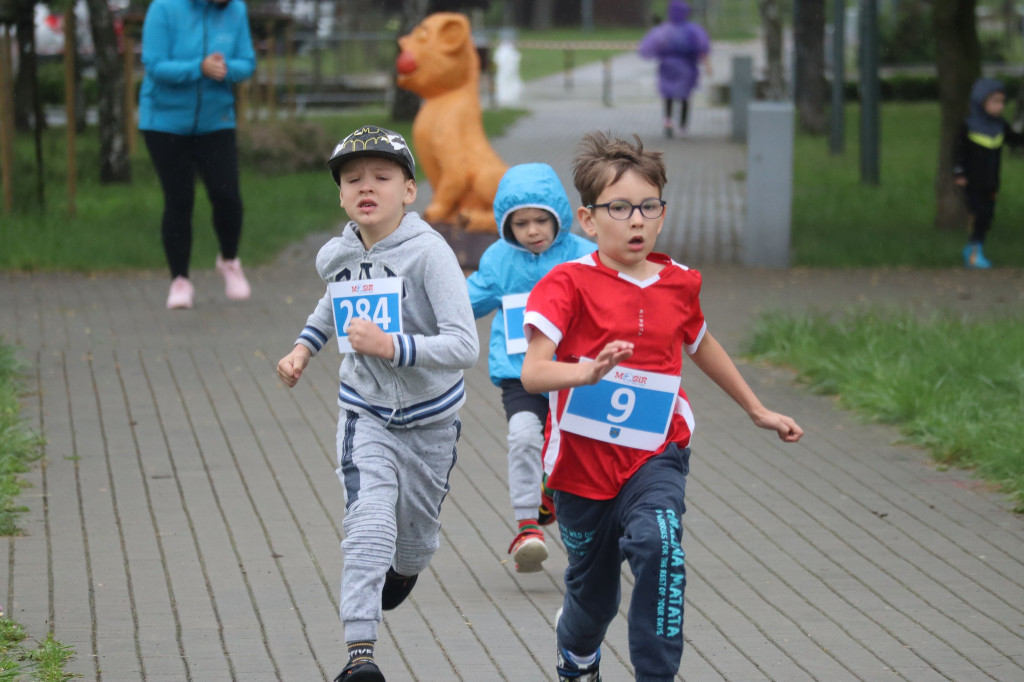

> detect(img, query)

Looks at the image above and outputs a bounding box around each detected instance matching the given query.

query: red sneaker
[508,527,548,573]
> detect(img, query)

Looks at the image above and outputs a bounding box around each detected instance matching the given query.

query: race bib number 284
[329,277,403,353]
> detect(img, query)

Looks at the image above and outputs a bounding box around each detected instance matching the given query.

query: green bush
[237,118,332,175]
[836,73,1023,102]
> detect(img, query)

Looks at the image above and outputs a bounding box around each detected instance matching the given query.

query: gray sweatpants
[335,409,460,643]
[508,411,544,521]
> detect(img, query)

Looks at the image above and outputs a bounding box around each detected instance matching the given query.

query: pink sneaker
[166,276,194,309]
[216,255,251,300]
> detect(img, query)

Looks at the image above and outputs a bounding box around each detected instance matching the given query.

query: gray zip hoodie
[294,212,479,427]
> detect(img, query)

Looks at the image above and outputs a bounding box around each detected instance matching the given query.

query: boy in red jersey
[521,131,803,682]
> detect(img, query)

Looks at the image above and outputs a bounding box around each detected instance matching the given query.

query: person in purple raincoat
[638,0,711,138]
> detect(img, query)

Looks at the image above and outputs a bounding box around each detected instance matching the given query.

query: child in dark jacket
[953,78,1024,268]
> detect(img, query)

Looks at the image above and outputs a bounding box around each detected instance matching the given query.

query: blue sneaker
[557,645,601,681]
[963,244,992,269]
[555,609,602,682]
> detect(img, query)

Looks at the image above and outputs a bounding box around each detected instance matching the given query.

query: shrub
[237,118,332,175]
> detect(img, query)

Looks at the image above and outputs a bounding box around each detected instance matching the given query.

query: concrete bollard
[731,55,753,142]
[743,101,794,268]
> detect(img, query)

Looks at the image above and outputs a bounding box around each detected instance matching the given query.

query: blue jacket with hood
[139,0,255,135]
[467,163,595,386]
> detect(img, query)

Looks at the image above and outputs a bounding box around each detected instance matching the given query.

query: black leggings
[143,129,243,279]
[664,98,690,128]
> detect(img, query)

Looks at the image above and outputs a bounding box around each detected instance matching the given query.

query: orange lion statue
[396,12,508,233]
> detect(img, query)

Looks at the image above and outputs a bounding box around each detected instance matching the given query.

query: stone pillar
[743,101,794,268]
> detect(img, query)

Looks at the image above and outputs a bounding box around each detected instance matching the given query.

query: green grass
[0,616,78,681]
[0,342,76,679]
[792,102,1024,268]
[746,309,1024,511]
[0,107,527,272]
[515,27,643,82]
[0,342,43,536]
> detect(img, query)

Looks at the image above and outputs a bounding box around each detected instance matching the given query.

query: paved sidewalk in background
[2,49,1024,681]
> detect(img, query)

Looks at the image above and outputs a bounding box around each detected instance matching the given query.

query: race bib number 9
[501,292,530,355]
[329,277,403,353]
[560,362,679,451]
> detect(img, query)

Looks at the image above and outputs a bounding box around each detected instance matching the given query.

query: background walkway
[2,48,1024,681]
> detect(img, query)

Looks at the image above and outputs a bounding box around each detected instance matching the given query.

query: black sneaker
[381,567,418,610]
[334,659,385,681]
[556,645,601,681]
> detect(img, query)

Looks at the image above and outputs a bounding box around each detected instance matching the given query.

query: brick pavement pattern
[3,50,1024,681]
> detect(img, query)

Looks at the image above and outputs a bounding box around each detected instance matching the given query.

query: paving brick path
[2,48,1024,681]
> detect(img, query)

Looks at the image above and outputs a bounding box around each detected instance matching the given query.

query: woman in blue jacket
[140,0,255,309]
[466,163,594,573]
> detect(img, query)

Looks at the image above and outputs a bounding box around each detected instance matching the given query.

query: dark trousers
[664,98,690,128]
[555,444,690,682]
[965,187,996,245]
[143,129,243,279]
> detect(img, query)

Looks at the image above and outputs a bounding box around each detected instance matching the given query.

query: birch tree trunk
[758,0,787,100]
[85,0,130,183]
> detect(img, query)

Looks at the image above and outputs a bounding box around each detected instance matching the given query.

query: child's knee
[342,499,398,566]
[392,535,439,576]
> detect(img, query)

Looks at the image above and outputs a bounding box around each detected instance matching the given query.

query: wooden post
[601,56,612,107]
[285,21,294,118]
[123,33,136,157]
[564,49,574,91]
[64,9,77,217]
[265,19,276,120]
[0,26,14,213]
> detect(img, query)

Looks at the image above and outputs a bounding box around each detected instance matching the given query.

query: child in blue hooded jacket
[953,77,1024,268]
[467,163,594,573]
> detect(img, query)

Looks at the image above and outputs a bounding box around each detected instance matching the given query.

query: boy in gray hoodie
[277,125,479,682]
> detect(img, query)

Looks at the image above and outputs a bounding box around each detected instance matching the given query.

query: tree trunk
[12,0,38,132]
[758,0,786,100]
[390,0,428,121]
[85,0,130,183]
[932,0,979,231]
[794,0,826,133]
[531,0,554,30]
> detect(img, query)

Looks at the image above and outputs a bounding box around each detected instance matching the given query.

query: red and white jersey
[524,251,706,500]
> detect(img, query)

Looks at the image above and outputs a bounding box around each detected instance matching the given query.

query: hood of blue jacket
[966,77,1006,137]
[492,163,575,249]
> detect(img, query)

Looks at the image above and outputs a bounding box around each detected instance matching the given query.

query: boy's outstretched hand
[277,345,311,388]
[581,340,635,385]
[750,409,804,443]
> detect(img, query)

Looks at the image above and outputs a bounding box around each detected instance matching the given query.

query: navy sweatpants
[555,444,690,682]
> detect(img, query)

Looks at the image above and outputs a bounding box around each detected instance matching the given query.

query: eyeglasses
[587,198,666,221]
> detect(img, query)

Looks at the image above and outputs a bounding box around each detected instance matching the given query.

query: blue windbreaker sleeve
[141,4,203,84]
[224,4,255,83]
[466,244,504,319]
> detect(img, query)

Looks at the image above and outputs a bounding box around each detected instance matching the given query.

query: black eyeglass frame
[586,198,667,221]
